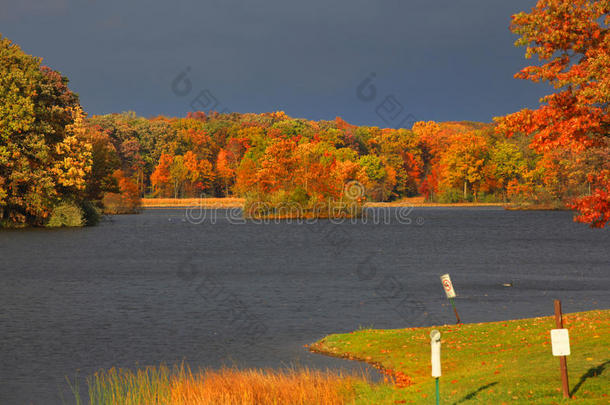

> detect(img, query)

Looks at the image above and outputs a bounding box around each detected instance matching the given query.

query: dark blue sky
[1,0,550,126]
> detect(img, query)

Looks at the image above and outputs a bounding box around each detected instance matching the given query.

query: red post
[449,298,461,324]
[554,300,570,399]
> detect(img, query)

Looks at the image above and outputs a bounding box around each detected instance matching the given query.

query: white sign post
[440,274,461,323]
[440,274,456,298]
[430,330,441,405]
[551,329,571,357]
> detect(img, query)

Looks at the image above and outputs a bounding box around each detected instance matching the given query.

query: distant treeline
[82,111,605,210]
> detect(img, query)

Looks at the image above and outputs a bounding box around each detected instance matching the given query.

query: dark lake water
[1,207,609,404]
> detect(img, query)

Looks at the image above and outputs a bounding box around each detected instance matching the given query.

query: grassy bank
[71,310,608,404]
[309,309,609,404]
[141,198,244,208]
[505,203,570,211]
[368,201,506,208]
[71,365,371,405]
[141,197,508,210]
[364,196,505,208]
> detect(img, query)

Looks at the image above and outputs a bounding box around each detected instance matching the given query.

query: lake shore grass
[504,203,571,211]
[141,197,510,209]
[309,309,610,404]
[140,198,245,208]
[73,310,608,404]
[72,365,370,405]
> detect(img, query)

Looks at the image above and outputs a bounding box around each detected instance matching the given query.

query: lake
[1,207,608,404]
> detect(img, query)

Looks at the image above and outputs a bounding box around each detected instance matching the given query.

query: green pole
[449,297,461,324]
[436,377,439,405]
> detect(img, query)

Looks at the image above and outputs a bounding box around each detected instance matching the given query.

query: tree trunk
[463,180,467,201]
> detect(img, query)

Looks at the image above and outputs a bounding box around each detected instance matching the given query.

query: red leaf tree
[496,0,610,227]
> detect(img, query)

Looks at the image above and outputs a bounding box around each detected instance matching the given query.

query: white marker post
[430,329,441,405]
[440,274,461,324]
[552,300,571,399]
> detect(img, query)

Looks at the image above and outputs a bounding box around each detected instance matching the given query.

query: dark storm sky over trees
[1,0,550,126]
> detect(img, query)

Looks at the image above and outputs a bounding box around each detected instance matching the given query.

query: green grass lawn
[310,309,609,404]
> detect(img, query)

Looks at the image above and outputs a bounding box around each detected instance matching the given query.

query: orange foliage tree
[101,170,141,214]
[150,153,174,197]
[216,149,235,195]
[496,0,610,226]
[438,132,490,201]
[183,150,215,195]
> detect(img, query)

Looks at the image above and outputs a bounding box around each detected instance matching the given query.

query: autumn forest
[2,1,610,404]
[1,0,609,228]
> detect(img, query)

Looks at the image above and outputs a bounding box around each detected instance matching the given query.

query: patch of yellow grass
[367,196,505,207]
[141,196,505,209]
[141,198,244,208]
[82,364,365,405]
[170,367,360,405]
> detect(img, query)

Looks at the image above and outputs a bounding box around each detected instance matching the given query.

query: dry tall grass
[141,197,505,210]
[170,366,361,405]
[81,364,364,405]
[140,198,244,208]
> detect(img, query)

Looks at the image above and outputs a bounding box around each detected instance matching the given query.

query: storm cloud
[1,0,550,126]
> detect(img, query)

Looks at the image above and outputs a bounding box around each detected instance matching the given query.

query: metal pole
[435,377,440,405]
[449,297,461,324]
[554,300,570,399]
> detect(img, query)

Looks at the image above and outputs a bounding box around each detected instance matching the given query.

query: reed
[140,198,244,208]
[77,364,366,405]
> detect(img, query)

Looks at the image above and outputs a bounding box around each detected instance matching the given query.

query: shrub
[102,192,122,214]
[477,192,500,203]
[102,192,140,214]
[243,191,362,219]
[102,170,142,214]
[289,187,310,206]
[79,200,101,226]
[46,202,84,227]
[437,188,465,203]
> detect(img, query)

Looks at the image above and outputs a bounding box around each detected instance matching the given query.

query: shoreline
[141,197,245,208]
[141,197,512,209]
[141,198,569,211]
[308,309,609,402]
